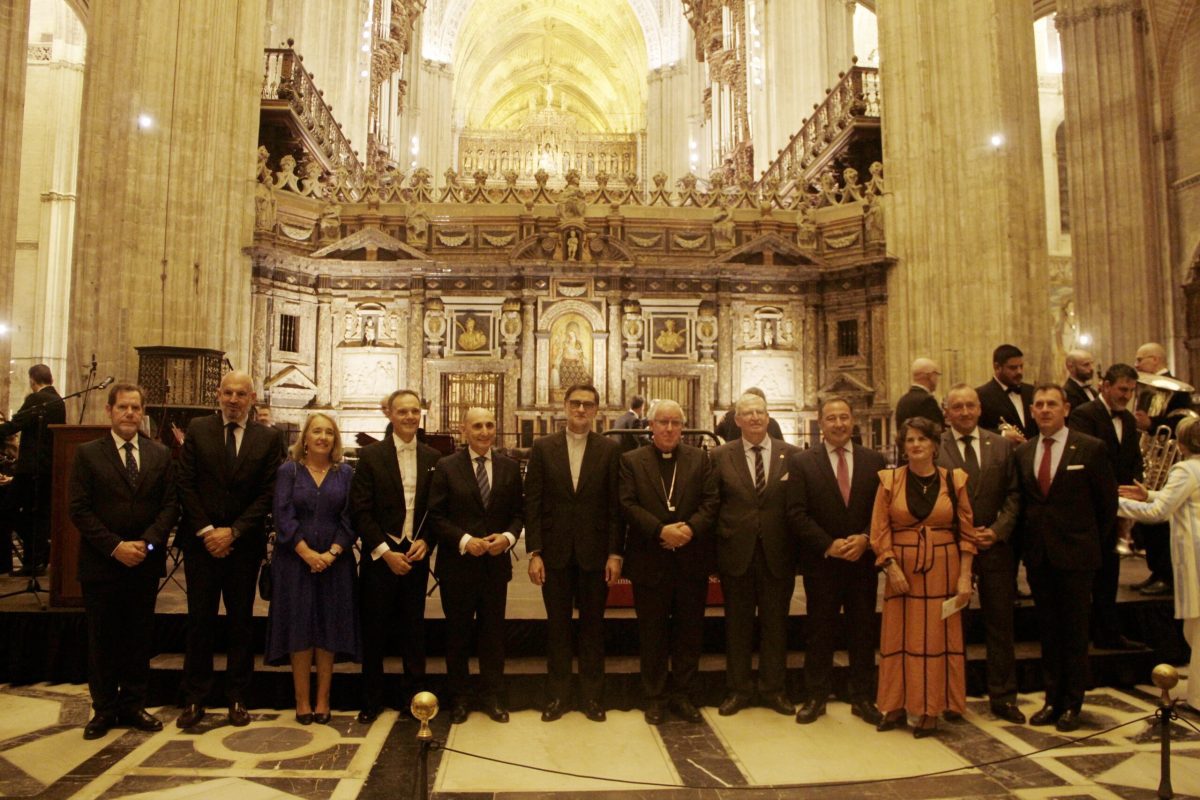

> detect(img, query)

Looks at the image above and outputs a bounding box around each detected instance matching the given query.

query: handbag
[258,531,275,601]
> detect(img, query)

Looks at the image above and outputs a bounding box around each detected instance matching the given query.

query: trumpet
[998,416,1026,443]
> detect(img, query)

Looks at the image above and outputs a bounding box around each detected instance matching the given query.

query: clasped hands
[824,533,869,562]
[202,526,236,558]
[113,540,148,567]
[382,538,428,576]
[465,533,510,557]
[659,522,692,551]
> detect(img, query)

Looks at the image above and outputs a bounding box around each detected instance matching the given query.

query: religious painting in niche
[549,314,593,401]
[453,313,490,354]
[651,317,688,357]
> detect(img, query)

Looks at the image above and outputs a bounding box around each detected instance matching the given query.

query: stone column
[0,2,30,412]
[68,1,267,420]
[315,294,332,405]
[520,295,536,407]
[878,0,1051,397]
[407,292,425,397]
[1057,0,1166,364]
[606,298,622,409]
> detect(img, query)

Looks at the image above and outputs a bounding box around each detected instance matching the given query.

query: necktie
[835,446,851,506]
[752,445,765,496]
[1038,438,1054,496]
[123,441,139,482]
[960,434,980,483]
[475,455,491,507]
[225,421,239,468]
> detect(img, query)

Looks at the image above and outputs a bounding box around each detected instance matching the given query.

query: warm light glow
[0,323,9,336]
[137,114,154,130]
[1078,333,1093,346]
[990,133,1005,148]
[360,70,369,78]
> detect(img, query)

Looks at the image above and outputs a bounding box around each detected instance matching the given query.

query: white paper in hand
[941,595,968,620]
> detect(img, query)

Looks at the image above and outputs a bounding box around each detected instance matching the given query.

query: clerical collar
[655,447,676,460]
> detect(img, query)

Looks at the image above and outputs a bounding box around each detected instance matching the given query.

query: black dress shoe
[1029,705,1061,726]
[1055,708,1082,732]
[313,711,331,725]
[762,693,795,716]
[990,702,1026,724]
[942,710,963,722]
[1094,635,1148,651]
[668,697,703,723]
[795,698,826,724]
[541,698,567,722]
[84,713,117,740]
[583,699,606,722]
[176,704,205,729]
[850,699,883,725]
[1140,579,1173,596]
[912,716,938,739]
[876,711,907,731]
[296,712,314,725]
[119,709,163,732]
[450,702,470,724]
[480,699,510,723]
[718,693,752,716]
[356,707,381,725]
[644,702,666,725]
[1130,575,1154,591]
[228,702,251,727]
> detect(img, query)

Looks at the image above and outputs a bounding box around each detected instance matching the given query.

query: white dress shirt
[566,429,588,491]
[1099,396,1124,443]
[458,448,516,554]
[995,378,1026,426]
[369,433,422,560]
[955,427,981,464]
[1036,426,1069,478]
[111,430,140,470]
[824,440,853,477]
[742,436,772,481]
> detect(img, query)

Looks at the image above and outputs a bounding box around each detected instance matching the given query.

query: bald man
[894,358,944,433]
[1063,350,1099,412]
[177,371,286,729]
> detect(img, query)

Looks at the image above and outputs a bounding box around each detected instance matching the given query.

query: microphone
[90,353,97,374]
[97,376,115,389]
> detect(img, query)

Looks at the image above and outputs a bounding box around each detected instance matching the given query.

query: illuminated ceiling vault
[444,0,652,134]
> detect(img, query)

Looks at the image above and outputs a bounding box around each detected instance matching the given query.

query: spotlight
[360,70,369,78]
[1078,333,1093,346]
[137,114,154,130]
[989,133,1004,148]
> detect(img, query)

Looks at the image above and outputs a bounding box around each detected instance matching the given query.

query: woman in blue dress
[266,412,360,724]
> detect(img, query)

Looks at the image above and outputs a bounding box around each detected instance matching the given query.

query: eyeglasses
[567,400,598,409]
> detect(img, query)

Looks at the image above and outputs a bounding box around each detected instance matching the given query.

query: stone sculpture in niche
[841,167,863,203]
[655,319,685,354]
[456,317,487,351]
[254,147,276,232]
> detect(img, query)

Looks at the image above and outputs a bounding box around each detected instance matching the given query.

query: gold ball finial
[1153,664,1180,691]
[411,691,439,740]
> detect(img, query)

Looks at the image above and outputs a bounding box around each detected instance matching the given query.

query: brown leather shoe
[228,701,251,727]
[176,703,205,729]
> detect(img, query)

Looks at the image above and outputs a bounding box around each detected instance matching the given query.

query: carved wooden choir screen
[639,375,700,431]
[440,372,503,436]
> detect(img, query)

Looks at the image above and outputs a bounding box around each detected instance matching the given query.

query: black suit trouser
[440,566,509,702]
[1091,529,1124,644]
[360,552,430,710]
[632,570,708,703]
[543,562,609,703]
[181,543,261,704]
[721,541,794,696]
[1137,522,1172,584]
[802,559,877,702]
[82,574,159,716]
[973,542,1018,702]
[1027,562,1093,711]
[13,473,51,566]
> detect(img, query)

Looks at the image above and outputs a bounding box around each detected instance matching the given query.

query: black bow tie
[1112,409,1122,419]
[1006,386,1021,395]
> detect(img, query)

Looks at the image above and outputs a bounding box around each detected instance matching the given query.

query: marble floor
[2,680,1198,799]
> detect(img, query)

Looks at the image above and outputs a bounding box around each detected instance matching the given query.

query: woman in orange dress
[871,416,976,738]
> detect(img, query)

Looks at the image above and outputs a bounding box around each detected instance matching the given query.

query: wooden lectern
[48,424,110,607]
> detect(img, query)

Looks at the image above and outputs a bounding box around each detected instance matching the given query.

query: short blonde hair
[1176,414,1200,456]
[290,412,344,463]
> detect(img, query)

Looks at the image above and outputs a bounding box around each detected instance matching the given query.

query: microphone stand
[77,356,98,425]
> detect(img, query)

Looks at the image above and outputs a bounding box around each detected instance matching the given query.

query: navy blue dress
[265,460,361,665]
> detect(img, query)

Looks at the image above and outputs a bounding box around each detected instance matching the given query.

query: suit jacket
[68,433,178,582]
[895,385,943,431]
[937,428,1019,540]
[707,437,799,578]
[614,411,641,429]
[428,447,524,582]
[1068,399,1143,485]
[524,431,623,571]
[0,386,66,475]
[1063,378,1097,412]
[176,413,286,550]
[351,434,442,556]
[786,443,887,575]
[1016,429,1117,571]
[619,443,718,585]
[976,379,1038,440]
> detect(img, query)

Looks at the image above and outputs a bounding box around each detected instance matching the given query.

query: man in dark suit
[707,393,798,716]
[1063,349,1099,411]
[894,358,943,432]
[352,389,441,724]
[787,396,885,725]
[1132,341,1193,595]
[620,399,718,724]
[0,364,66,574]
[938,384,1024,723]
[1068,364,1146,649]
[613,395,647,452]
[525,384,623,722]
[977,343,1038,442]
[429,406,524,724]
[1017,383,1117,732]
[715,386,784,442]
[176,371,286,729]
[69,383,178,739]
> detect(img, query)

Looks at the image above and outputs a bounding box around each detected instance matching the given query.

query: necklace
[910,470,938,496]
[305,461,331,476]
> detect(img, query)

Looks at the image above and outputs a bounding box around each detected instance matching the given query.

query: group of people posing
[61,337,1200,743]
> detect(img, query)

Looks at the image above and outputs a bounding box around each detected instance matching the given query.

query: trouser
[359,554,429,710]
[83,575,159,716]
[633,571,708,703]
[181,544,261,705]
[721,542,794,696]
[1027,563,1093,711]
[542,562,609,703]
[802,559,877,702]
[441,570,508,702]
[974,543,1018,703]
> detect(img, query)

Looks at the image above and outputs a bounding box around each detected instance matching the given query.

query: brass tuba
[1135,372,1196,490]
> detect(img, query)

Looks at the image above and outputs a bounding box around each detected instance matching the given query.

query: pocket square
[1066,464,1085,471]
[780,473,789,481]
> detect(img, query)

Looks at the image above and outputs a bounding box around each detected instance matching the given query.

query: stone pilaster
[606,298,622,409]
[878,0,1051,397]
[0,2,30,412]
[520,295,536,406]
[407,292,424,397]
[315,294,332,405]
[68,1,267,420]
[1057,0,1167,365]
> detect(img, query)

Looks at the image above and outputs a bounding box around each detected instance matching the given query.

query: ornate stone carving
[696,303,718,362]
[318,201,341,241]
[622,300,644,360]
[499,297,522,358]
[423,298,447,358]
[255,146,277,232]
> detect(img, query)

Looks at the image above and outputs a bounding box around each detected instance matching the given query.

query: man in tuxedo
[707,393,798,716]
[938,384,1024,723]
[69,383,178,739]
[894,358,944,432]
[786,396,885,725]
[429,406,524,724]
[1068,364,1146,648]
[1132,341,1193,595]
[176,371,286,729]
[525,384,624,722]
[352,389,441,724]
[977,343,1038,442]
[0,364,66,574]
[1063,349,1099,411]
[619,399,718,724]
[1017,383,1117,732]
[613,395,647,452]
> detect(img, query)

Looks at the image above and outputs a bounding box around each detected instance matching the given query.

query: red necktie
[836,446,851,506]
[1038,438,1054,496]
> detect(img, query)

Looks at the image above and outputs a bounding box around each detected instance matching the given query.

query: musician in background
[1063,349,1099,410]
[1,421,18,575]
[977,345,1038,443]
